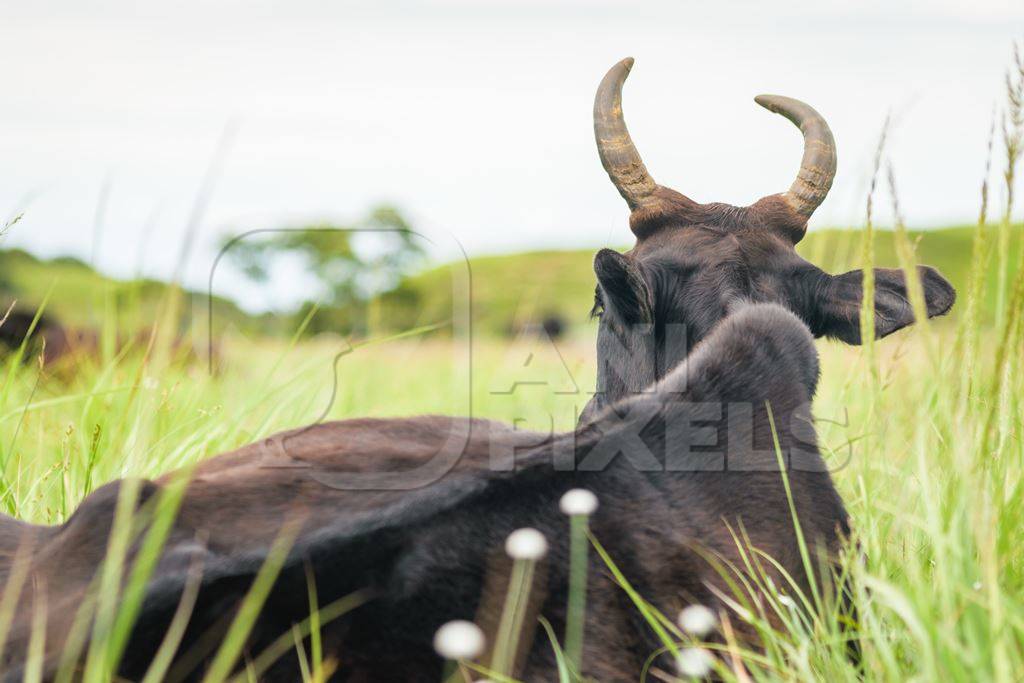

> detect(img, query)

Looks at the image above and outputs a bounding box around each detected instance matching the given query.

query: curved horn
[594,58,658,210]
[754,95,837,218]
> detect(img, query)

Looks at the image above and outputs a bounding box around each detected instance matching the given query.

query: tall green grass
[2,234,1020,680]
[1,47,1023,683]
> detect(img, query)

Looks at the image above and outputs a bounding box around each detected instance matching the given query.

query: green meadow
[2,41,1024,672]
[1,207,1023,680]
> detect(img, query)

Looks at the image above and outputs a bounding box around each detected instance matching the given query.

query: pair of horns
[594,57,837,220]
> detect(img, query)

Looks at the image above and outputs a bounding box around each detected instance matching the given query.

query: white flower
[559,488,599,516]
[678,604,716,637]
[972,581,982,591]
[505,527,548,560]
[433,620,485,660]
[778,594,797,609]
[676,647,714,678]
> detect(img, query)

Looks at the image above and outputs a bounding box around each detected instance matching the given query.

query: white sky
[2,0,1022,309]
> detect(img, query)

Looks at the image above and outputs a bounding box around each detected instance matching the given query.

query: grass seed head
[433,620,486,660]
[676,647,714,678]
[678,604,716,637]
[505,527,548,560]
[559,488,599,516]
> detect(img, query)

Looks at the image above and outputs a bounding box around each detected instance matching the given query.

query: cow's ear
[593,249,653,324]
[808,266,955,344]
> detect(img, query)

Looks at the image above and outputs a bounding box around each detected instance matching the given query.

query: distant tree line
[222,204,427,336]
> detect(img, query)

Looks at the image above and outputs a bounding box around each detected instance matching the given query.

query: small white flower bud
[505,527,548,560]
[678,604,716,637]
[559,488,599,516]
[676,647,714,678]
[433,620,485,660]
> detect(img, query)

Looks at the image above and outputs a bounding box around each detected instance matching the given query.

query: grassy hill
[3,226,1021,679]
[0,248,258,335]
[377,224,1020,336]
[3,224,1019,340]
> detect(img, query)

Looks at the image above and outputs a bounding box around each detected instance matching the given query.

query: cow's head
[586,58,955,417]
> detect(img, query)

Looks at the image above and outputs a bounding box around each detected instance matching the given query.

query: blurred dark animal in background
[541,314,565,340]
[0,309,77,365]
[507,313,567,340]
[0,307,217,371]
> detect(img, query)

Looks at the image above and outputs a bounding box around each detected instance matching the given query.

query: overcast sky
[2,1,1022,308]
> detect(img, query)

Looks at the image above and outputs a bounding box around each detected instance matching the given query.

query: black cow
[0,59,954,681]
[582,58,954,422]
[1,305,836,681]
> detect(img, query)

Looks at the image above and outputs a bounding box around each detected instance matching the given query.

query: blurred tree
[222,204,425,336]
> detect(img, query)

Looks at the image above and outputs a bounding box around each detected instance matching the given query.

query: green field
[375,224,1014,336]
[1,211,1023,680]
[3,224,1017,341]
